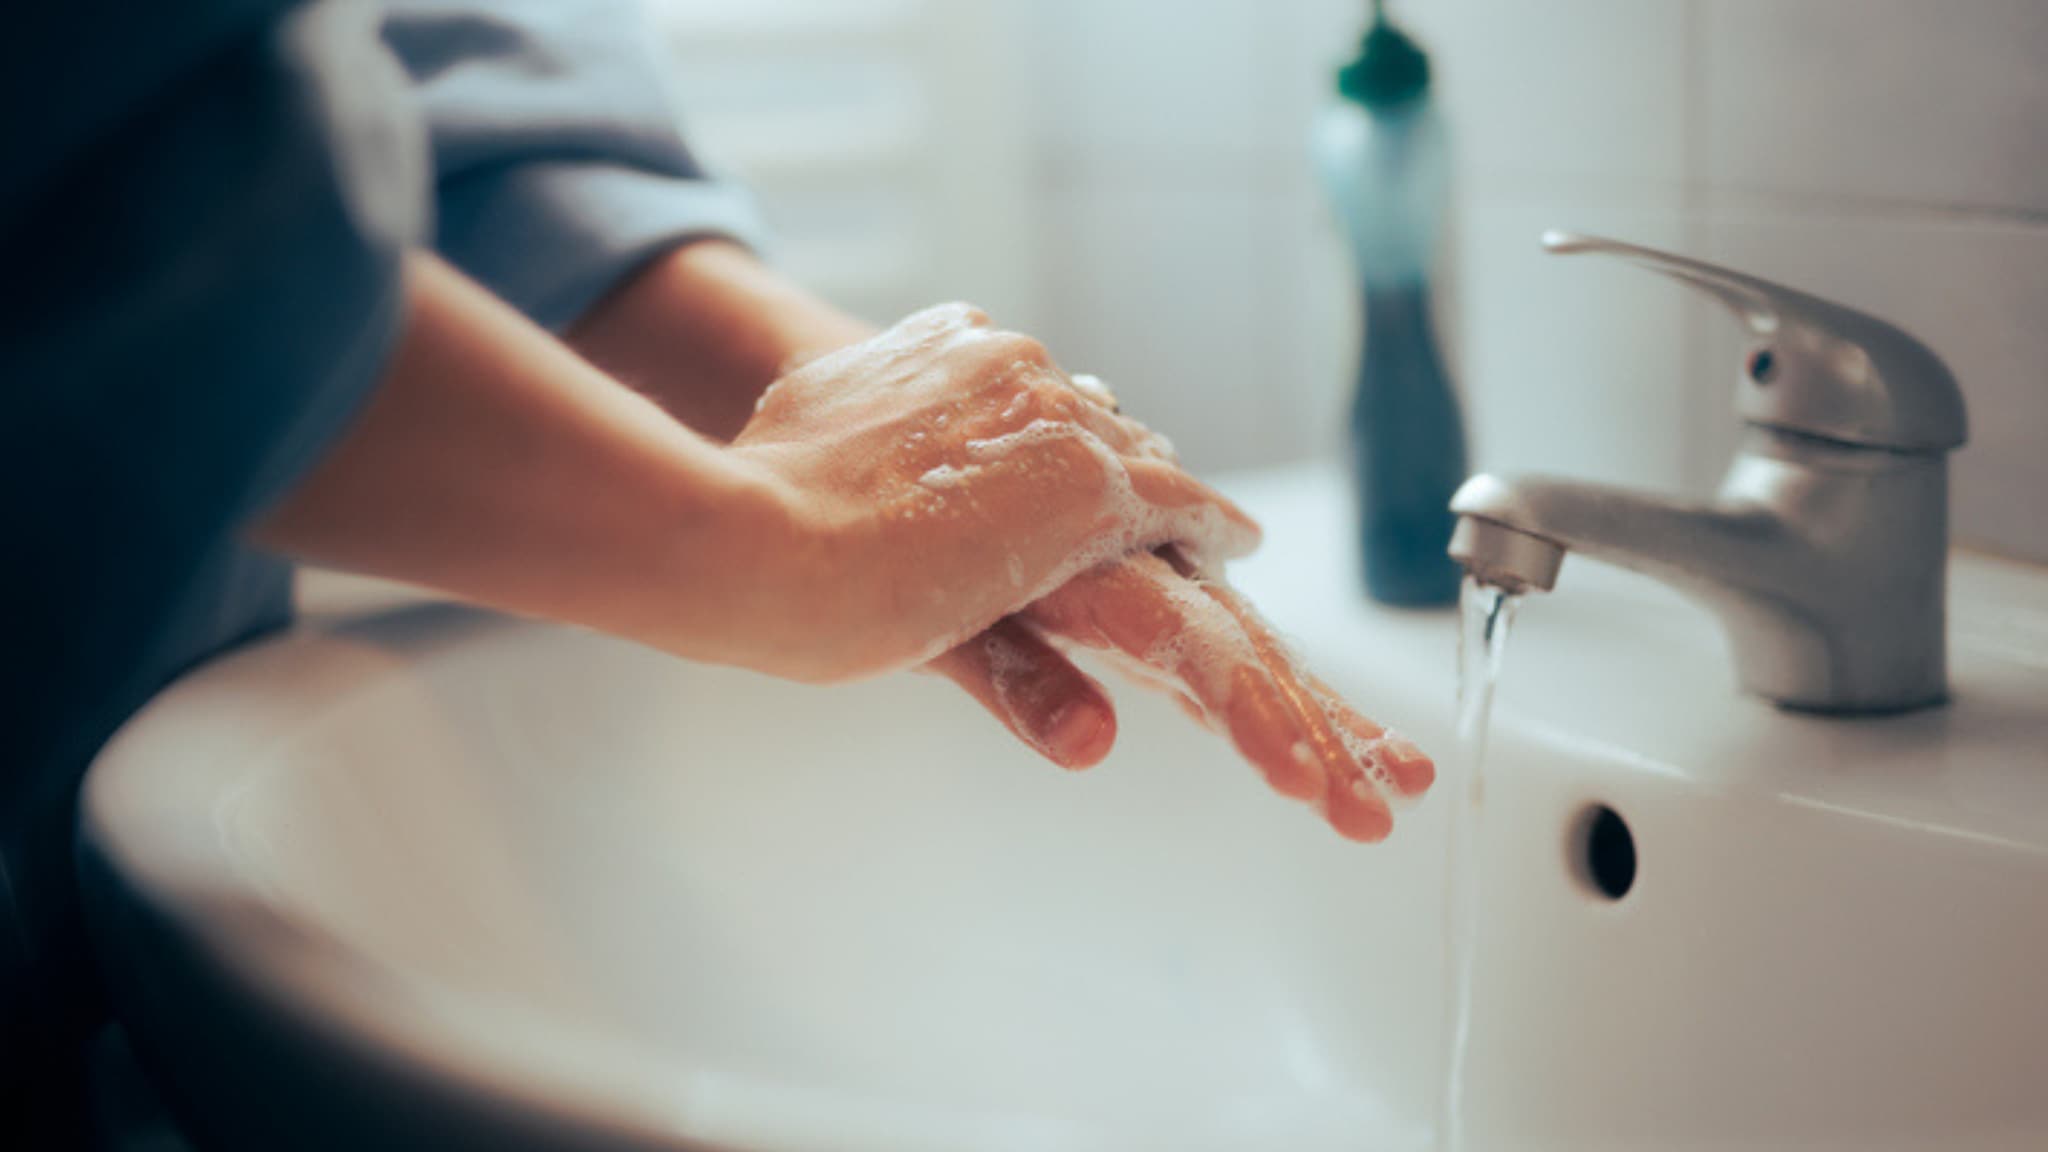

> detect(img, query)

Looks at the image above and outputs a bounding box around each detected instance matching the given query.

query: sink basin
[81,464,2048,1151]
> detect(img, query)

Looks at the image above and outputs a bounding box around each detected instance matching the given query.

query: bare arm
[252,253,793,669]
[255,252,1255,689]
[567,239,870,442]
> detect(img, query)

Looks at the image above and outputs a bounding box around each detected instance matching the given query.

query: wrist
[568,240,874,441]
[655,444,851,679]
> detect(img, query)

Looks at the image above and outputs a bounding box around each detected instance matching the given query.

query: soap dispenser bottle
[1313,1,1468,606]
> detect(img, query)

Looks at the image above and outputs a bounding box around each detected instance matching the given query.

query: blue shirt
[0,1,761,1139]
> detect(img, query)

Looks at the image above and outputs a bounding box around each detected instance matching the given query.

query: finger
[972,361,1173,464]
[1097,648,1206,721]
[1067,372,1119,412]
[1197,580,1397,842]
[1024,556,1330,804]
[1122,459,1263,560]
[926,618,1117,769]
[1062,376,1180,462]
[1023,371,1155,454]
[1071,395,1178,464]
[899,301,993,334]
[1111,413,1180,462]
[1030,554,1410,842]
[1306,672,1435,799]
[936,419,1254,623]
[988,362,1135,445]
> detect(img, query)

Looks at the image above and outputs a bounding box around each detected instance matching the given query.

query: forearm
[252,252,796,668]
[566,240,873,441]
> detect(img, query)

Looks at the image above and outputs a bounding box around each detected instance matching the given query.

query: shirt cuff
[432,160,771,333]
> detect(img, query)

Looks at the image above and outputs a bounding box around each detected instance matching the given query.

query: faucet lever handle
[1542,230,1967,454]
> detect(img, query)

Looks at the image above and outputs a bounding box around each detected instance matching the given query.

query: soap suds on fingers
[1022,549,1430,841]
[898,416,1258,669]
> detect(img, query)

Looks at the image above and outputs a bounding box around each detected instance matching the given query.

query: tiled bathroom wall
[1337,0,2048,562]
[656,0,1041,331]
[661,0,2046,561]
[1682,1,2048,562]
[1017,0,2048,561]
[1017,1,1328,472]
[1384,0,2048,561]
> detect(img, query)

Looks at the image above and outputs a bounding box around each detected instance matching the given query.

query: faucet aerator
[1449,516,1565,595]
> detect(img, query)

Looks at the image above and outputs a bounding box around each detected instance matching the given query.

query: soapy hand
[579,252,1429,840]
[731,303,1433,841]
[932,549,1434,842]
[263,251,1421,843]
[570,248,1430,841]
[882,354,1434,839]
[1039,551,1432,840]
[730,303,1261,683]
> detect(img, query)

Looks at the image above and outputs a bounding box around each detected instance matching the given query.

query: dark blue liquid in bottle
[1314,21,1467,608]
[1350,281,1466,605]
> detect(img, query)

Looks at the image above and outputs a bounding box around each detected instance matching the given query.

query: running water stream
[1438,576,1522,1150]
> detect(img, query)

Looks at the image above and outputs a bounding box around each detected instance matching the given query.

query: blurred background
[652,0,2048,563]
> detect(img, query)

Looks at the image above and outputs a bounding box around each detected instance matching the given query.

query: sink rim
[82,606,709,1148]
[79,601,1436,1152]
[79,604,1158,1152]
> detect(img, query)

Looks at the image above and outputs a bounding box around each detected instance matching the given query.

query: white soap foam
[980,627,1055,756]
[917,463,977,489]
[1172,569,1413,815]
[896,416,1253,672]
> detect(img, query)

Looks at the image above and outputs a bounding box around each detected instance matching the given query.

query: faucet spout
[1446,436,1951,714]
[1444,502,1564,595]
[1449,473,1793,602]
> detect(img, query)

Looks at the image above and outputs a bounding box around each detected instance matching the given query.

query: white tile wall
[1399,0,1691,188]
[1032,155,1309,470]
[1453,191,1693,488]
[1025,0,1277,154]
[665,0,2048,561]
[1699,0,2048,219]
[1685,0,2048,559]
[1306,0,2048,558]
[659,0,1041,329]
[1019,0,1323,469]
[1015,0,1709,483]
[1687,210,2048,558]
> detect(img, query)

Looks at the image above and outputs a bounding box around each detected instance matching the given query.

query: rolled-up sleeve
[1,1,429,1131]
[2,0,427,857]
[3,0,427,532]
[383,0,768,332]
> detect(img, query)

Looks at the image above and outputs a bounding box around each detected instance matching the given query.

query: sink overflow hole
[1571,804,1636,901]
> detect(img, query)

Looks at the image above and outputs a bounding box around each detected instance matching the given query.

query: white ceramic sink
[81,464,2048,1151]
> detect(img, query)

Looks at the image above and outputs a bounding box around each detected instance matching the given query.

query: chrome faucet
[1448,232,1968,714]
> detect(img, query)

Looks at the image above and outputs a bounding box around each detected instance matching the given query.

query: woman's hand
[741,304,1432,841]
[729,303,1260,683]
[1027,550,1433,841]
[565,244,1431,839]
[925,546,1434,842]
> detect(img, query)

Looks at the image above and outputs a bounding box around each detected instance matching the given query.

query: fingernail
[1043,698,1115,769]
[1378,735,1436,796]
[1325,774,1395,843]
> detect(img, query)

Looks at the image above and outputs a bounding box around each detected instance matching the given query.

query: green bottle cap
[1337,1,1431,110]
